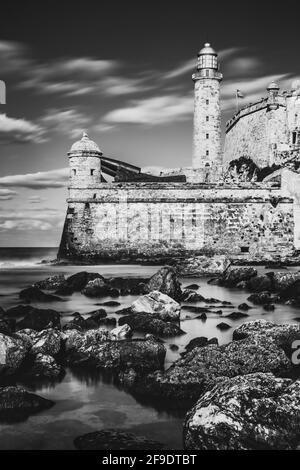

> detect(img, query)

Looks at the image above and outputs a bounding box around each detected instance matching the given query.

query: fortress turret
[68,132,102,188]
[192,43,223,169]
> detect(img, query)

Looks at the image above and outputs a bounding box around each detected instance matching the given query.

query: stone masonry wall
[58,183,294,262]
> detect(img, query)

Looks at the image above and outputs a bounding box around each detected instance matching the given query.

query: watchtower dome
[192,43,223,169]
[68,132,102,188]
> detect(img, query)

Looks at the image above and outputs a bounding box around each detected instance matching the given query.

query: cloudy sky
[0,0,299,246]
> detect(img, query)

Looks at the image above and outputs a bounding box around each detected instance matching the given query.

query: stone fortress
[58,43,300,263]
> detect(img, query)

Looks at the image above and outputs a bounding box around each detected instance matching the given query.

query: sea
[0,247,300,450]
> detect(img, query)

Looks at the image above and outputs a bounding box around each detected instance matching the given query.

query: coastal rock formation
[19,287,62,303]
[74,430,165,450]
[29,354,63,378]
[232,319,300,347]
[0,386,54,421]
[119,313,185,337]
[30,329,62,356]
[0,333,29,374]
[17,308,61,331]
[144,266,182,301]
[34,274,66,291]
[219,267,257,287]
[110,324,132,340]
[131,291,180,322]
[184,373,300,450]
[81,278,109,297]
[0,316,15,336]
[176,255,230,277]
[65,271,104,292]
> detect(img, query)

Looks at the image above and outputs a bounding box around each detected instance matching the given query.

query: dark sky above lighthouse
[0,0,299,246]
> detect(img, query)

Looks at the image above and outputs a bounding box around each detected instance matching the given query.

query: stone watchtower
[192,43,223,172]
[68,132,102,189]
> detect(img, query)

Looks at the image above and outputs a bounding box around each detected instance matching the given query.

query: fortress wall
[224,105,287,167]
[59,184,294,261]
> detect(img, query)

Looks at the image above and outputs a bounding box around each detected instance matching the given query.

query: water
[0,247,300,449]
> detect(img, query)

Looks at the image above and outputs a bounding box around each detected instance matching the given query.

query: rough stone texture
[30,329,62,356]
[220,266,257,287]
[34,275,66,291]
[58,183,294,263]
[81,278,109,297]
[29,354,62,378]
[0,333,28,374]
[66,271,104,292]
[19,287,62,303]
[144,266,182,301]
[184,373,300,450]
[74,430,165,450]
[176,255,230,277]
[131,291,180,322]
[270,271,300,292]
[0,386,54,419]
[17,308,61,331]
[232,319,300,348]
[119,313,185,337]
[110,324,132,340]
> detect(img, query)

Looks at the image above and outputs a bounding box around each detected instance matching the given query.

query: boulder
[0,333,29,374]
[110,324,132,340]
[96,301,120,307]
[280,279,300,304]
[216,322,231,331]
[144,266,182,301]
[74,429,165,450]
[34,275,66,291]
[247,291,273,305]
[17,307,61,331]
[176,255,230,277]
[226,311,249,320]
[0,386,54,421]
[81,278,110,297]
[131,291,180,322]
[55,285,74,296]
[185,284,200,291]
[19,287,62,303]
[5,304,34,318]
[185,337,208,352]
[220,267,257,287]
[238,303,251,311]
[0,317,16,336]
[108,277,148,296]
[184,373,300,450]
[263,304,275,311]
[269,271,300,293]
[181,290,205,302]
[118,313,185,337]
[66,271,104,291]
[246,275,273,293]
[97,317,117,327]
[30,329,61,356]
[29,354,63,378]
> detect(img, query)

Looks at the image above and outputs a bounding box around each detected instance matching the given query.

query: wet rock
[110,324,132,340]
[64,330,166,373]
[17,307,61,331]
[226,311,249,320]
[114,307,134,316]
[216,322,231,331]
[34,275,66,291]
[170,344,179,351]
[108,288,120,298]
[246,275,272,293]
[5,305,33,318]
[29,354,63,378]
[181,290,205,302]
[0,317,16,336]
[108,277,148,296]
[247,291,273,305]
[30,329,62,356]
[238,303,251,311]
[81,278,110,298]
[185,337,208,352]
[118,313,185,337]
[66,271,104,292]
[184,373,300,450]
[0,333,29,374]
[144,266,182,301]
[176,255,230,277]
[131,291,180,322]
[98,317,117,327]
[220,267,257,287]
[185,284,200,290]
[0,386,54,421]
[205,298,222,304]
[208,337,219,346]
[54,285,74,296]
[0,307,6,317]
[269,271,300,293]
[96,301,120,307]
[74,429,165,450]
[213,310,223,315]
[181,306,209,313]
[196,313,207,321]
[280,279,300,305]
[64,310,107,331]
[263,304,275,311]
[19,287,62,303]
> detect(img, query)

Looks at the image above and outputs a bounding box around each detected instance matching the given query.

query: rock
[131,291,180,322]
[119,313,185,337]
[184,373,300,450]
[108,288,120,298]
[30,329,61,356]
[64,310,107,331]
[19,287,62,303]
[115,307,134,316]
[176,255,231,277]
[170,344,179,351]
[196,313,207,321]
[29,354,63,378]
[64,330,166,373]
[181,290,205,302]
[226,311,249,320]
[269,271,300,292]
[133,322,293,400]
[144,266,182,301]
[5,305,33,318]
[74,429,165,450]
[86,309,107,321]
[0,386,54,421]
[97,317,117,327]
[205,298,222,304]
[110,324,132,340]
[0,307,6,317]
[185,337,208,352]
[181,306,209,313]
[246,275,273,293]
[216,322,231,331]
[220,267,257,287]
[55,285,74,296]
[208,337,219,346]
[66,271,104,291]
[0,333,29,374]
[0,317,16,336]
[108,277,148,296]
[34,275,66,291]
[81,278,110,297]
[280,279,300,305]
[247,291,272,305]
[238,303,251,311]
[17,307,61,331]
[185,284,200,291]
[96,301,120,307]
[263,304,275,311]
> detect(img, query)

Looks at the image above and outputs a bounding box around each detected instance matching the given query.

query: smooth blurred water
[0,248,300,449]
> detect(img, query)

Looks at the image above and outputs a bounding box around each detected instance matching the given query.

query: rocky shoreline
[1,261,300,449]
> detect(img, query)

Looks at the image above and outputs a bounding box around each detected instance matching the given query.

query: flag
[236,89,244,99]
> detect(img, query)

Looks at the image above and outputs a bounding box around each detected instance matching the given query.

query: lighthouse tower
[192,43,223,172]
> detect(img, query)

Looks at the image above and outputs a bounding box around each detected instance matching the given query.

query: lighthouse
[192,43,223,171]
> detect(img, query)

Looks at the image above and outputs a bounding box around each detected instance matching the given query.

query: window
[206,116,209,122]
[206,70,209,77]
[241,246,249,253]
[90,169,95,176]
[206,99,209,105]
[206,150,209,156]
[93,193,97,199]
[292,131,298,145]
[206,133,209,139]
[72,169,76,176]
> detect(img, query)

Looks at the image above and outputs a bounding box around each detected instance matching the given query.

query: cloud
[103,94,193,125]
[41,108,92,138]
[0,189,18,200]
[0,207,65,233]
[0,168,68,189]
[0,219,53,232]
[28,195,46,204]
[0,113,45,144]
